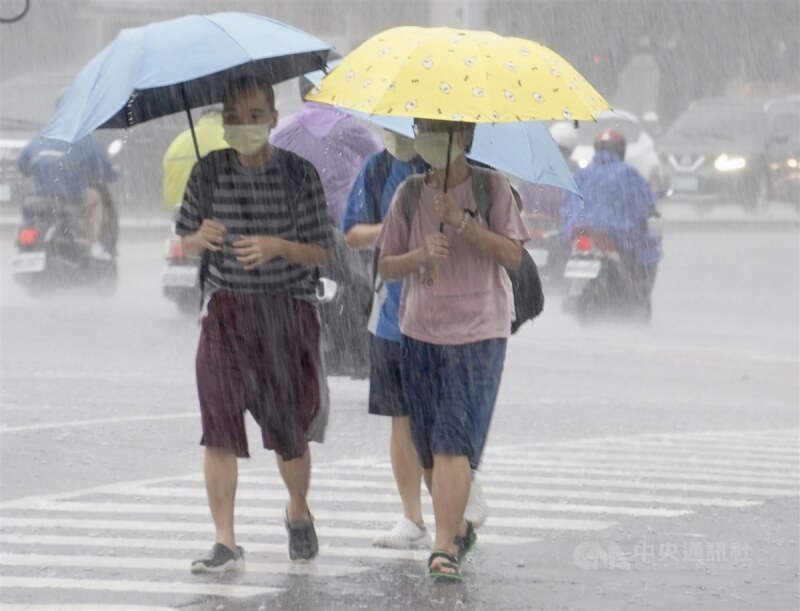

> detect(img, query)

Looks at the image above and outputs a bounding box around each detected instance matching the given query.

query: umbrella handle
[438,131,453,234]
[180,85,202,162]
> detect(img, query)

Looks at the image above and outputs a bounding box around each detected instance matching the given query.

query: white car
[571,109,668,197]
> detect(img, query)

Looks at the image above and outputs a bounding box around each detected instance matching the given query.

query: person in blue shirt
[561,128,662,299]
[18,134,116,259]
[342,130,430,549]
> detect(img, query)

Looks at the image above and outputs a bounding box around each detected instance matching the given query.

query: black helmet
[594,128,626,159]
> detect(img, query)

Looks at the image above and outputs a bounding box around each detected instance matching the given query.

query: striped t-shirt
[176,148,334,302]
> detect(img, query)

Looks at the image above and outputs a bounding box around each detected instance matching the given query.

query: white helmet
[549,121,579,153]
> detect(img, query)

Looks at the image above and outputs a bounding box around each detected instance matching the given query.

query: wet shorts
[401,336,507,470]
[368,335,407,417]
[196,290,325,461]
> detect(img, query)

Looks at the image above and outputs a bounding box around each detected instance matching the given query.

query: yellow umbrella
[306,26,610,122]
[161,111,229,209]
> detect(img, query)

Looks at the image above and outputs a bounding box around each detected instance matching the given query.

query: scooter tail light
[575,234,593,253]
[170,238,185,260]
[18,227,39,247]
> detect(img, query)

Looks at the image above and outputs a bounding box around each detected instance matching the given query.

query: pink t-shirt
[378,170,531,346]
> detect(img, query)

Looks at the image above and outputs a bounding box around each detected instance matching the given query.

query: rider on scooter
[560,128,662,301]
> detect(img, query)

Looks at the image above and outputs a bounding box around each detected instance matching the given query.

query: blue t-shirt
[342,152,427,343]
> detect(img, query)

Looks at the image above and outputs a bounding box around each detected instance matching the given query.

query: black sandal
[455,520,477,563]
[428,549,462,582]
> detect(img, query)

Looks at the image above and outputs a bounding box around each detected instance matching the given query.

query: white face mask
[381,130,417,162]
[223,124,270,155]
[414,132,463,169]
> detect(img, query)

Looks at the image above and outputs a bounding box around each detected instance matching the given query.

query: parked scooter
[12,183,119,296]
[562,225,657,322]
[522,210,568,285]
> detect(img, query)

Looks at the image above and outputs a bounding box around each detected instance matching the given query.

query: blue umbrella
[305,65,579,195]
[41,12,332,151]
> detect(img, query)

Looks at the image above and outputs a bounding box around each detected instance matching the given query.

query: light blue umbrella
[41,12,332,152]
[305,65,579,194]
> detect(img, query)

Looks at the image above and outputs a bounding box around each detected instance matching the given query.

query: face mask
[414,132,463,169]
[382,130,417,162]
[223,124,270,155]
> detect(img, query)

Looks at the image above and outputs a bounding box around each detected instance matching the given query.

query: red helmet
[594,128,626,159]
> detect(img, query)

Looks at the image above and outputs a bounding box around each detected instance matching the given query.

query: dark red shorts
[196,290,324,460]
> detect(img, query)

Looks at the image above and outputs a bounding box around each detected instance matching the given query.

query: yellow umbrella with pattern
[306,26,610,122]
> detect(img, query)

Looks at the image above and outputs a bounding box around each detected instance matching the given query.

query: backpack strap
[469,166,495,228]
[364,150,394,226]
[400,174,425,223]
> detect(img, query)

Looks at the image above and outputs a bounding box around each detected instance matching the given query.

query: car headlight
[577,158,589,169]
[787,158,799,169]
[107,139,124,157]
[714,154,747,172]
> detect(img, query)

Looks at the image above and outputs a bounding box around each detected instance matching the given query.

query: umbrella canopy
[41,12,332,144]
[305,26,610,123]
[305,64,579,195]
[161,111,229,209]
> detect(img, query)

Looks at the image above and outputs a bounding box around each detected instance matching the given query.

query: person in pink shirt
[378,118,530,581]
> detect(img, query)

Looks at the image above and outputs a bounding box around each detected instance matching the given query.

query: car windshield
[668,105,767,143]
[576,118,641,146]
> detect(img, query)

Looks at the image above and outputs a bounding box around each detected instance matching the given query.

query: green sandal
[428,550,462,582]
[455,520,477,563]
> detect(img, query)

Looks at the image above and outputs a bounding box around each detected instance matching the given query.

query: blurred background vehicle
[657,96,800,211]
[571,109,668,198]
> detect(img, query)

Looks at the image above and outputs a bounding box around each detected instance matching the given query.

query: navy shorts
[401,336,507,470]
[368,335,407,417]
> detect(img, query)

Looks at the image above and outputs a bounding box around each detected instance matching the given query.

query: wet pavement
[0,207,798,610]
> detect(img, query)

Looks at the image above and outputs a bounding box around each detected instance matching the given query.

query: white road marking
[485,451,799,473]
[612,438,799,455]
[0,576,279,598]
[0,606,178,611]
[30,499,689,520]
[0,552,366,577]
[0,534,431,562]
[0,413,196,434]
[564,440,800,463]
[119,484,761,508]
[0,515,596,538]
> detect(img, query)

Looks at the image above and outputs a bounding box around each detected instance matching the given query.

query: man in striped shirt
[176,76,334,573]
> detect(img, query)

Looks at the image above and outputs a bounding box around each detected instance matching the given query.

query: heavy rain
[0,1,798,610]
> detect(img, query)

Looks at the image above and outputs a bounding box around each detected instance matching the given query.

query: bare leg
[277,449,312,522]
[84,187,103,244]
[431,453,471,557]
[204,446,238,550]
[390,416,424,525]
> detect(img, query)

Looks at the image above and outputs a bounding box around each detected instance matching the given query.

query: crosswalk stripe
[0,534,431,562]
[558,441,799,463]
[478,459,799,481]
[0,552,367,577]
[615,438,799,455]
[118,484,760,509]
[311,462,799,486]
[166,471,797,498]
[0,517,550,541]
[0,576,279,598]
[484,452,799,473]
[482,465,798,486]
[28,499,688,521]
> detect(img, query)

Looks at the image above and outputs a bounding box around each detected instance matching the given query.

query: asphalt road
[0,212,798,610]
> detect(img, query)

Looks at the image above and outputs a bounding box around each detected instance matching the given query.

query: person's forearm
[280,239,331,266]
[462,216,522,270]
[379,248,427,280]
[344,223,382,250]
[181,233,205,257]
